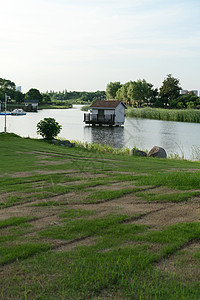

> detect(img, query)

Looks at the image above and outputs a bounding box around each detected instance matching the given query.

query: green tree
[146,83,158,106]
[14,91,25,103]
[127,79,156,107]
[134,79,148,107]
[80,92,91,102]
[127,81,135,106]
[106,82,121,99]
[171,94,200,109]
[116,82,131,104]
[46,90,106,103]
[116,86,123,101]
[0,78,16,100]
[159,74,181,106]
[93,90,106,101]
[42,93,51,103]
[26,88,43,103]
[36,118,62,140]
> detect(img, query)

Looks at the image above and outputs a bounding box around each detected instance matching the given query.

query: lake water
[1,105,200,160]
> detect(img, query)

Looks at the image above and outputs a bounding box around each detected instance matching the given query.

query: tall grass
[71,140,199,161]
[73,140,131,155]
[126,107,200,123]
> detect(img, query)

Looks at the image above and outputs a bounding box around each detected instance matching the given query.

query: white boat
[0,112,11,115]
[11,109,26,116]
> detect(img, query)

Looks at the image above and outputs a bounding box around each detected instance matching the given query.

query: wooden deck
[84,113,115,125]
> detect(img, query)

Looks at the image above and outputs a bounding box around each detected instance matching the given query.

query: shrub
[36,118,62,140]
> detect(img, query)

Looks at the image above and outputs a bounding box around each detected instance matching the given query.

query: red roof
[90,100,127,109]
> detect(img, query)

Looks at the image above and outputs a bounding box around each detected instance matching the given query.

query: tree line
[106,75,200,109]
[0,78,106,105]
[0,78,52,104]
[46,90,106,103]
[1,76,199,109]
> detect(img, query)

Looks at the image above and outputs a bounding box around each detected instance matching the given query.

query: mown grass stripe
[0,243,51,265]
[0,217,36,229]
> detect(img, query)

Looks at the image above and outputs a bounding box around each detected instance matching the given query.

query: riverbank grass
[0,133,200,299]
[126,107,200,123]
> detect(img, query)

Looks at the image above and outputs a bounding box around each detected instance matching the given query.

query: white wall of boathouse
[114,104,125,125]
[91,103,126,126]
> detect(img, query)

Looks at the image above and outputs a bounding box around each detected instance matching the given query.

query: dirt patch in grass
[52,236,98,252]
[64,172,109,179]
[0,205,35,221]
[182,241,200,253]
[105,171,137,175]
[156,246,200,283]
[130,202,200,227]
[190,195,200,203]
[37,160,68,166]
[0,169,100,178]
[46,191,89,204]
[123,240,163,253]
[0,204,62,222]
[33,151,66,157]
[1,182,200,229]
[74,196,168,218]
[29,212,61,228]
[0,192,18,203]
[89,181,140,191]
[139,186,178,195]
[0,171,36,178]
[12,170,79,177]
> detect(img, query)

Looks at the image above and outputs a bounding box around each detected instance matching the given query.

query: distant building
[180,90,188,95]
[191,90,198,96]
[16,86,22,92]
[24,99,38,112]
[180,90,199,96]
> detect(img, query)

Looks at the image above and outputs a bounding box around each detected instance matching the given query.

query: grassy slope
[0,133,200,299]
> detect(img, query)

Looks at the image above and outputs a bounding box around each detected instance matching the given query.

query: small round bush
[36,118,62,140]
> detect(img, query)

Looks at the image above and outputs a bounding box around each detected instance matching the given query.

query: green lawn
[0,133,200,299]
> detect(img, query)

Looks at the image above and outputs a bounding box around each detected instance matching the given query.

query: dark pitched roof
[90,100,127,109]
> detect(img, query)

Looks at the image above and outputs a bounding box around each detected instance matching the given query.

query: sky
[0,0,200,93]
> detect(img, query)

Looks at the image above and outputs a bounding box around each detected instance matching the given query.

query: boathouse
[24,100,38,112]
[84,100,127,126]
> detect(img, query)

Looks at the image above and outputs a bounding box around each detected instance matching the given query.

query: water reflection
[159,121,178,153]
[84,126,125,148]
